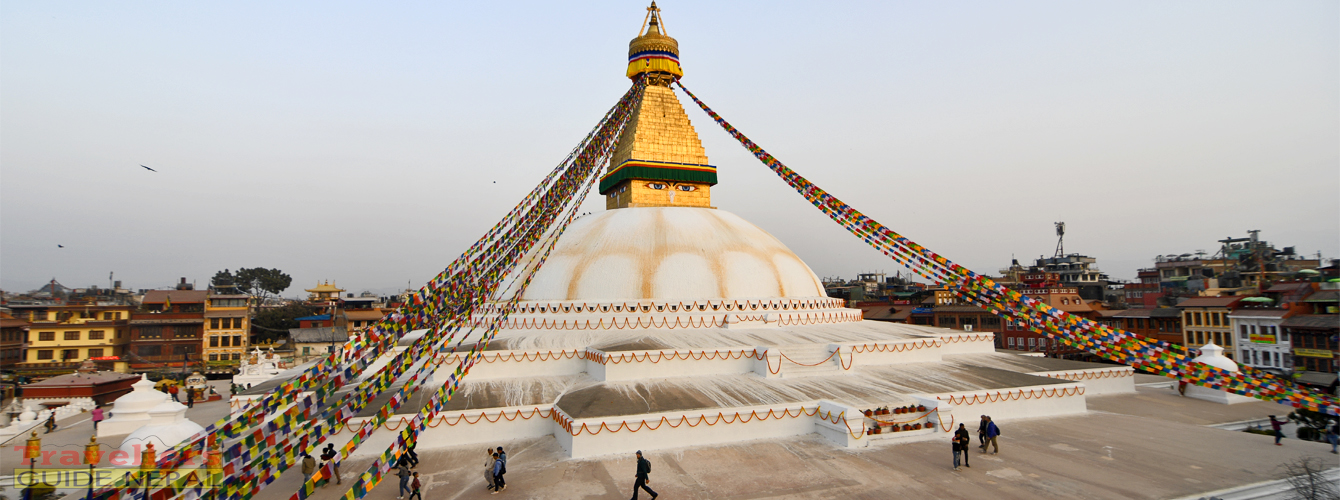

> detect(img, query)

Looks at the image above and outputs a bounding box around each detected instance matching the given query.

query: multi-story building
[128,290,207,372]
[1284,314,1338,391]
[1111,308,1183,346]
[203,294,250,374]
[0,318,30,368]
[1177,296,1242,359]
[1230,309,1292,374]
[9,304,132,374]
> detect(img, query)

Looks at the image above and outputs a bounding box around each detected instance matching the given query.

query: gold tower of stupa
[600,2,716,210]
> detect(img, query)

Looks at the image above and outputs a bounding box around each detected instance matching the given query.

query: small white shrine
[1184,343,1256,405]
[232,347,284,388]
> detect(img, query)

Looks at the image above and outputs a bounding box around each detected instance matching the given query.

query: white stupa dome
[118,400,205,458]
[513,207,825,302]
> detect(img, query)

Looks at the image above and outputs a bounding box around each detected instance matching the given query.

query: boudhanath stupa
[277,3,1140,461]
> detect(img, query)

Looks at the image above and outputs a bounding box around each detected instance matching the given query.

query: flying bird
[57,244,64,248]
[141,165,157,172]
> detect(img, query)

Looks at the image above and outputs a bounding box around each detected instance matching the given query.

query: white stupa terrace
[331,208,1136,459]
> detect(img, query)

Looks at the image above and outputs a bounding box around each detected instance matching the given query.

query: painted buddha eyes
[676,185,696,192]
[648,183,667,190]
[646,182,696,192]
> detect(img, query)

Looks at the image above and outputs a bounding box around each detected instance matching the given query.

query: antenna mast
[1053,222,1066,258]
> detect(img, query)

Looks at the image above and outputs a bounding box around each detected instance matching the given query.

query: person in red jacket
[1269,415,1285,446]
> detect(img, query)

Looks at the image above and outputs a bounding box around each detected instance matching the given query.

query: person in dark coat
[631,450,657,500]
[954,423,971,468]
[976,415,988,448]
[405,440,419,468]
[1268,415,1285,446]
[493,446,506,490]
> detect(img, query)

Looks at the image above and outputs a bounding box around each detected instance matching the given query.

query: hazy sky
[2,1,1336,297]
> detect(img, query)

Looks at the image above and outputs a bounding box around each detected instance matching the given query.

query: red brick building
[128,290,208,371]
[1111,308,1184,346]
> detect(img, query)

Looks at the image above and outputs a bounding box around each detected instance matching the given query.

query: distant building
[203,294,250,373]
[288,327,348,361]
[1177,296,1243,359]
[1230,309,1293,374]
[1283,311,1338,393]
[1,318,30,368]
[129,290,208,372]
[1111,308,1183,346]
[9,303,133,375]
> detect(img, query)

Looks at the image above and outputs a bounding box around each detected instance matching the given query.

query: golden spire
[626,1,682,84]
[602,3,715,210]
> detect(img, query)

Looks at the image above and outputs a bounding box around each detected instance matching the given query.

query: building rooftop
[1281,314,1339,329]
[1303,290,1338,303]
[1175,296,1243,308]
[289,326,349,343]
[142,290,209,304]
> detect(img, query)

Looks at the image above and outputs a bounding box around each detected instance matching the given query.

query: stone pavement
[247,388,1338,500]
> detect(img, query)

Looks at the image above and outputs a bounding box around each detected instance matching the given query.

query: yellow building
[204,294,250,371]
[1178,296,1242,360]
[13,304,133,368]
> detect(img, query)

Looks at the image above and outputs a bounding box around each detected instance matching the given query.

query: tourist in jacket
[1269,415,1285,446]
[494,446,506,490]
[396,458,411,499]
[954,423,971,468]
[484,449,497,492]
[631,450,657,500]
[977,415,989,448]
[300,453,316,483]
[983,416,1000,454]
[491,453,505,494]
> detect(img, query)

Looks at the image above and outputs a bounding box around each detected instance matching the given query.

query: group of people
[1269,414,1340,454]
[484,446,508,494]
[300,443,347,490]
[951,415,1002,471]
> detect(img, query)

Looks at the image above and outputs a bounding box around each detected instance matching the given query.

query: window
[62,349,78,360]
[209,354,219,361]
[303,347,311,355]
[1191,312,1201,326]
[211,318,220,329]
[1211,313,1221,326]
[233,335,242,347]
[89,330,105,340]
[64,331,79,341]
[87,348,103,358]
[210,336,219,348]
[38,331,55,341]
[174,325,197,338]
[139,345,162,357]
[1223,334,1231,347]
[1028,338,1036,348]
[231,353,241,360]
[1241,325,1249,339]
[138,327,162,339]
[116,330,124,339]
[1250,350,1258,365]
[221,336,230,347]
[36,350,54,360]
[1008,337,1016,347]
[103,312,114,320]
[172,345,195,355]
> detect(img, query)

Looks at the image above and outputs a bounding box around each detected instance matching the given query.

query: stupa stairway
[767,344,844,378]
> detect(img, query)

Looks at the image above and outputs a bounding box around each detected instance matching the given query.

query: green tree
[252,302,317,344]
[211,269,238,294]
[235,268,293,307]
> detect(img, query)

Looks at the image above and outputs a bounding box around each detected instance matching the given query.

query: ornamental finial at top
[627,2,681,84]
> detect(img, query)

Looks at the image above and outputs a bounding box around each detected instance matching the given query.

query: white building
[1230,309,1291,374]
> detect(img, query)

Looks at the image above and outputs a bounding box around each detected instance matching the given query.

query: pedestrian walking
[43,413,57,434]
[321,443,341,485]
[301,453,316,484]
[491,453,504,494]
[91,406,105,432]
[954,423,971,468]
[186,388,194,409]
[976,415,988,449]
[396,458,412,499]
[169,384,180,402]
[494,446,506,490]
[630,450,657,500]
[483,449,497,492]
[1324,420,1337,454]
[952,432,964,471]
[1269,415,1284,446]
[405,440,419,468]
[982,416,1000,454]
[407,472,422,500]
